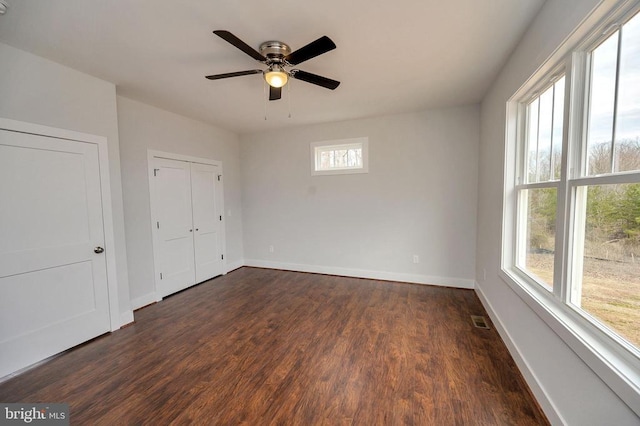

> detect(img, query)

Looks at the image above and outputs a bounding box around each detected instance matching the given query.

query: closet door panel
[153,158,196,297]
[191,162,223,282]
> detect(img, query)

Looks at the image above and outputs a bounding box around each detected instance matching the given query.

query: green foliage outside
[525,139,640,348]
[587,183,640,249]
[528,138,640,258]
[586,138,640,257]
[527,188,557,251]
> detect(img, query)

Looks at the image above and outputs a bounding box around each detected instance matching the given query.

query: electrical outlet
[269,245,274,253]
[412,255,419,264]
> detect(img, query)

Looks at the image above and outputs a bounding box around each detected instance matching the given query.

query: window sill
[311,168,369,176]
[499,267,640,416]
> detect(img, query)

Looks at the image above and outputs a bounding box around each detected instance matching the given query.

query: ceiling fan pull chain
[288,80,292,119]
[263,80,268,121]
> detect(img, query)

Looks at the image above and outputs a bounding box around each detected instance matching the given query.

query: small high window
[310,137,369,176]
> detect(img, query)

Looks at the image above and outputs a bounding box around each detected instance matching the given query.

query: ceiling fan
[206,30,340,101]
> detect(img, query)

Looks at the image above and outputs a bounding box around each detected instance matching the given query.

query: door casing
[0,117,122,376]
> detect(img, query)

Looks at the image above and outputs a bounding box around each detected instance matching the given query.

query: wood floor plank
[0,267,548,425]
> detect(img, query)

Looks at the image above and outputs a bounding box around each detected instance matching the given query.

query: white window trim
[310,137,369,176]
[502,0,640,416]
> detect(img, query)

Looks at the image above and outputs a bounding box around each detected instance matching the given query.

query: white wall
[117,96,244,309]
[0,42,132,324]
[241,106,479,288]
[476,0,639,424]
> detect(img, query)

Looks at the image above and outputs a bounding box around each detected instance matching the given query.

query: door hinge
[160,272,163,280]
[219,215,222,221]
[221,254,224,260]
[217,174,222,181]
[156,221,160,229]
[154,168,160,177]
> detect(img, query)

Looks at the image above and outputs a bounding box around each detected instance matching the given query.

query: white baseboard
[243,259,475,289]
[474,282,564,425]
[119,310,134,328]
[225,259,245,274]
[128,261,245,312]
[130,292,161,311]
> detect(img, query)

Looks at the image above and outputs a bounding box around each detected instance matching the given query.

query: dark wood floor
[0,267,548,425]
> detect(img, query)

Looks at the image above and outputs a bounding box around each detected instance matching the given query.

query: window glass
[518,78,564,291]
[552,77,565,180]
[587,11,640,175]
[317,145,362,170]
[525,78,565,183]
[518,187,557,290]
[587,33,618,175]
[616,12,640,173]
[573,183,640,348]
[527,98,539,183]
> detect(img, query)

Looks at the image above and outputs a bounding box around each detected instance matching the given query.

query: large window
[505,2,640,408]
[571,11,640,349]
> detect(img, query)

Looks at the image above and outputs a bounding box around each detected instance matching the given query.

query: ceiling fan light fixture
[264,65,288,88]
[208,31,340,102]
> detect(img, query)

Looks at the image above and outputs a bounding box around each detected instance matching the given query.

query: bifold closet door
[153,158,196,297]
[151,157,224,298]
[190,162,223,282]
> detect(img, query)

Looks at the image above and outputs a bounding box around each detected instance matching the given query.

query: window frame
[502,0,640,416]
[310,137,369,176]
[514,75,566,294]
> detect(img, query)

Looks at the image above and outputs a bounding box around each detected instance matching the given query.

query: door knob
[94,246,105,254]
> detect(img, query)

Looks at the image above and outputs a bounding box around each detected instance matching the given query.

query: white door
[152,158,196,297]
[0,129,110,377]
[191,162,223,282]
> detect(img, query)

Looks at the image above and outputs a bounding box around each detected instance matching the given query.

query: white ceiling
[0,0,544,135]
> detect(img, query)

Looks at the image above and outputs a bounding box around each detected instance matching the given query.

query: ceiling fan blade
[291,70,340,90]
[269,86,282,101]
[213,30,266,62]
[285,36,336,65]
[205,69,263,80]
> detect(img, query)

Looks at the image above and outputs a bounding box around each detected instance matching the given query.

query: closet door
[152,158,196,297]
[191,162,223,282]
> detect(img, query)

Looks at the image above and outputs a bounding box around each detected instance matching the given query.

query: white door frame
[0,117,121,331]
[147,150,226,297]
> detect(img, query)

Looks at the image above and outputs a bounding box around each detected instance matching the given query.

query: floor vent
[471,315,490,330]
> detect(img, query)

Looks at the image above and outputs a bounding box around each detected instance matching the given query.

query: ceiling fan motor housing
[259,41,291,64]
